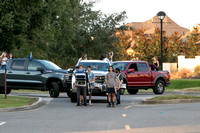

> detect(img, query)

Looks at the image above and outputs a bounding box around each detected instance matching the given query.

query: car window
[112,63,129,71]
[11,60,26,70]
[128,63,138,71]
[28,61,43,71]
[137,63,148,71]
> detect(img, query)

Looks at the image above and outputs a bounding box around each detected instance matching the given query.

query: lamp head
[157,11,166,20]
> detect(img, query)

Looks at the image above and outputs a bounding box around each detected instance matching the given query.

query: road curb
[171,90,200,96]
[0,97,44,112]
[142,99,200,104]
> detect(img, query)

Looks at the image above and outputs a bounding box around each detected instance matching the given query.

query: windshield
[112,62,129,71]
[78,62,109,71]
[38,60,61,70]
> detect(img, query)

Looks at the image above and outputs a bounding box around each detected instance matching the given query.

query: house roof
[125,16,189,36]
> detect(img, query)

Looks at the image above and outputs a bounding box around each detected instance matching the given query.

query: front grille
[95,75,105,84]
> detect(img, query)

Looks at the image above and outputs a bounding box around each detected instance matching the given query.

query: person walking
[115,68,123,105]
[87,66,95,106]
[106,66,118,107]
[1,52,8,69]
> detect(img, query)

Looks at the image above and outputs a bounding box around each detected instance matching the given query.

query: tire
[49,82,60,98]
[153,80,165,94]
[127,89,138,95]
[66,90,71,98]
[70,92,77,103]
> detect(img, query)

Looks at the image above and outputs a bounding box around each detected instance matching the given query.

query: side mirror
[128,69,135,73]
[67,68,74,73]
[37,67,44,73]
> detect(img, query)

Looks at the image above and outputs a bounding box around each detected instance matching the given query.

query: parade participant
[115,68,123,105]
[87,66,95,106]
[73,65,88,106]
[106,66,118,107]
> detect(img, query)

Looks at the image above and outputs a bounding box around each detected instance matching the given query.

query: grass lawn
[0,95,37,108]
[124,79,200,94]
[12,89,48,93]
[166,79,200,91]
[150,95,200,101]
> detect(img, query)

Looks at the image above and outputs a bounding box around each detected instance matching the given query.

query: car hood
[91,70,108,76]
[50,69,68,74]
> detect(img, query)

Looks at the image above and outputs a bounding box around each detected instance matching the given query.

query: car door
[26,61,45,88]
[136,63,151,86]
[6,60,28,88]
[126,63,140,86]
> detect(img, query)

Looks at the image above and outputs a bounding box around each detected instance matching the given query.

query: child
[106,66,118,107]
[87,66,95,106]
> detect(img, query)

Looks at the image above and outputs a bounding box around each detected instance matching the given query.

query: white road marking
[125,125,131,130]
[0,121,6,126]
[122,114,126,117]
[124,105,132,109]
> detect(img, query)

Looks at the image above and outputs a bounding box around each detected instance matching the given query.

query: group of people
[73,64,123,107]
[76,52,114,67]
[0,52,14,69]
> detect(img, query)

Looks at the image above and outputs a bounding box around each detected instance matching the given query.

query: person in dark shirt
[115,68,123,105]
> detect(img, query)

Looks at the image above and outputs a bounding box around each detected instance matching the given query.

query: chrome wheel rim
[157,83,163,92]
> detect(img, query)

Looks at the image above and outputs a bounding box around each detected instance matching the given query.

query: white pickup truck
[70,60,126,102]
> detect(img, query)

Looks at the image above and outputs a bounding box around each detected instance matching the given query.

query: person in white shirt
[1,52,8,69]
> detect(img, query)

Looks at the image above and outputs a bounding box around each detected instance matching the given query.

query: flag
[28,52,33,60]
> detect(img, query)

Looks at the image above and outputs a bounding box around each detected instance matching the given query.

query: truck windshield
[38,60,61,70]
[112,62,129,71]
[78,62,109,71]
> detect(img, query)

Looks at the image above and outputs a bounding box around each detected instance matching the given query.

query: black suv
[0,59,71,98]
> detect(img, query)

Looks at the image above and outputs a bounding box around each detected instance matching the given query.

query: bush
[178,68,193,79]
[194,65,200,76]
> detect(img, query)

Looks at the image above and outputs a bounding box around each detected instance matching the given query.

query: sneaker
[89,103,93,106]
[76,104,80,106]
[107,103,111,107]
[112,102,115,107]
[83,103,87,106]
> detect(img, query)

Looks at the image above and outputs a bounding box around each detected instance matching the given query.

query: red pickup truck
[112,61,170,95]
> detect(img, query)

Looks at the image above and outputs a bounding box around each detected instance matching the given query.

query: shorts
[107,88,115,94]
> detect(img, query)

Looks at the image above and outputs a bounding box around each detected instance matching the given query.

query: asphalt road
[0,92,200,133]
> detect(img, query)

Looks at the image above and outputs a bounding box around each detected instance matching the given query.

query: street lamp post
[157,11,166,70]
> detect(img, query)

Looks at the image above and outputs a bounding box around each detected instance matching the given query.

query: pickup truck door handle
[26,72,30,74]
[8,71,12,74]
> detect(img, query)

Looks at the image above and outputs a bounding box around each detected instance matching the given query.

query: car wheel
[153,80,165,94]
[67,90,71,98]
[70,91,77,103]
[49,82,60,98]
[127,89,138,94]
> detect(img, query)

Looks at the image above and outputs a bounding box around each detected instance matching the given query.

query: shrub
[178,68,193,79]
[194,65,200,76]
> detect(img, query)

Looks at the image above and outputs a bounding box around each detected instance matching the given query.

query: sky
[92,0,200,29]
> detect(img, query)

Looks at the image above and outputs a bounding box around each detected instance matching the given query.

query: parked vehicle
[0,59,71,98]
[112,61,170,95]
[70,60,126,102]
